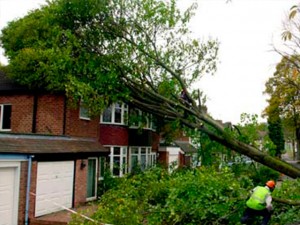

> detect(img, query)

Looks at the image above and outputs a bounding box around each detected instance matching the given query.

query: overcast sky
[0,0,298,124]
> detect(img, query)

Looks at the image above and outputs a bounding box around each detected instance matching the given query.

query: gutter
[25,155,34,225]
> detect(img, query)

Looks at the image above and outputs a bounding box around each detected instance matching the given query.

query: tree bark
[198,121,300,179]
[296,128,300,160]
[273,197,300,206]
[130,88,300,178]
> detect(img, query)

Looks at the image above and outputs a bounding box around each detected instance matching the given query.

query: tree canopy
[267,4,300,159]
[1,0,300,178]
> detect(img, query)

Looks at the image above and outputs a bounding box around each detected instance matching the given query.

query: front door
[86,158,97,200]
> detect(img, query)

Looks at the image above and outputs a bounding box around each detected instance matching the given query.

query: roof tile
[0,134,108,154]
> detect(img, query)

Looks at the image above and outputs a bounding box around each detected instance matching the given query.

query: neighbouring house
[158,132,198,170]
[98,104,160,177]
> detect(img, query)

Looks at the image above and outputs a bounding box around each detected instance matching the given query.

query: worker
[180,89,192,106]
[241,180,276,225]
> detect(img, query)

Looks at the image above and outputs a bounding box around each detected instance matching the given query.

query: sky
[0,0,298,124]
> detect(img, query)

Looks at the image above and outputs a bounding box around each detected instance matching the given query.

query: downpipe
[25,155,34,225]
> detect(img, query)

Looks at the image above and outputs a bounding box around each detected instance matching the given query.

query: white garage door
[0,163,20,225]
[35,161,74,217]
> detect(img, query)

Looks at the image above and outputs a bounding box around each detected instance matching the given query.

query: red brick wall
[0,95,34,133]
[29,161,37,219]
[176,136,190,142]
[99,125,129,145]
[35,95,65,135]
[0,93,101,138]
[65,107,100,138]
[17,161,28,225]
[15,161,37,225]
[158,151,168,168]
[179,152,185,167]
[151,132,160,152]
[74,159,87,207]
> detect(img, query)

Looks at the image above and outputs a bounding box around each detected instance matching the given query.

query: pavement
[277,153,300,183]
[30,203,98,225]
[282,153,300,167]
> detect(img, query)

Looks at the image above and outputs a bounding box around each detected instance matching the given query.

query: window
[129,109,156,130]
[107,146,128,177]
[79,101,90,120]
[129,147,156,172]
[129,108,140,128]
[98,157,107,180]
[101,103,128,125]
[0,104,11,131]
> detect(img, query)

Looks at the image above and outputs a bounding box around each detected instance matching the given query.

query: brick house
[0,70,164,225]
[158,132,198,170]
[0,69,197,224]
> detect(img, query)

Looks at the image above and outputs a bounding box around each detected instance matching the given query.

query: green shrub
[70,167,299,225]
[250,165,280,186]
[97,169,123,196]
[71,166,249,225]
[271,179,300,225]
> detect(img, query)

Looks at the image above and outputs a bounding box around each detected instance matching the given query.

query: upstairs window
[129,109,156,130]
[79,101,90,120]
[0,104,11,131]
[101,103,128,125]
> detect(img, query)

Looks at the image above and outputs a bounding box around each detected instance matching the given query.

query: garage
[35,161,74,217]
[0,162,20,225]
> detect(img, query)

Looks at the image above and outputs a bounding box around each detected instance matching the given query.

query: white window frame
[106,146,128,177]
[0,104,12,131]
[79,101,90,120]
[129,109,156,130]
[129,108,140,128]
[101,103,128,125]
[129,147,156,172]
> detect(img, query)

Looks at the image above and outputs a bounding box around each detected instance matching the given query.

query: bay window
[129,109,156,130]
[129,147,156,172]
[106,146,128,177]
[101,103,128,125]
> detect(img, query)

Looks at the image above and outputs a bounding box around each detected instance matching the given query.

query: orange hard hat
[266,180,276,189]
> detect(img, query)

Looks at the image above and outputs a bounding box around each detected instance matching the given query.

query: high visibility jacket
[246,186,270,210]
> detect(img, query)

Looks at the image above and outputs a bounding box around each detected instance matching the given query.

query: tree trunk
[201,125,300,179]
[192,114,300,179]
[296,128,300,160]
[128,78,300,179]
[292,140,296,160]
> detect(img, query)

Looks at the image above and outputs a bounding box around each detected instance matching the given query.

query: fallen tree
[1,0,300,178]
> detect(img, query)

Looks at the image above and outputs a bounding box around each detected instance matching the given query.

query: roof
[0,133,109,154]
[174,141,197,153]
[0,70,28,92]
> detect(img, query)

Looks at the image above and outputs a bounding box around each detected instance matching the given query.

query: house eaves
[174,141,197,153]
[0,133,109,155]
